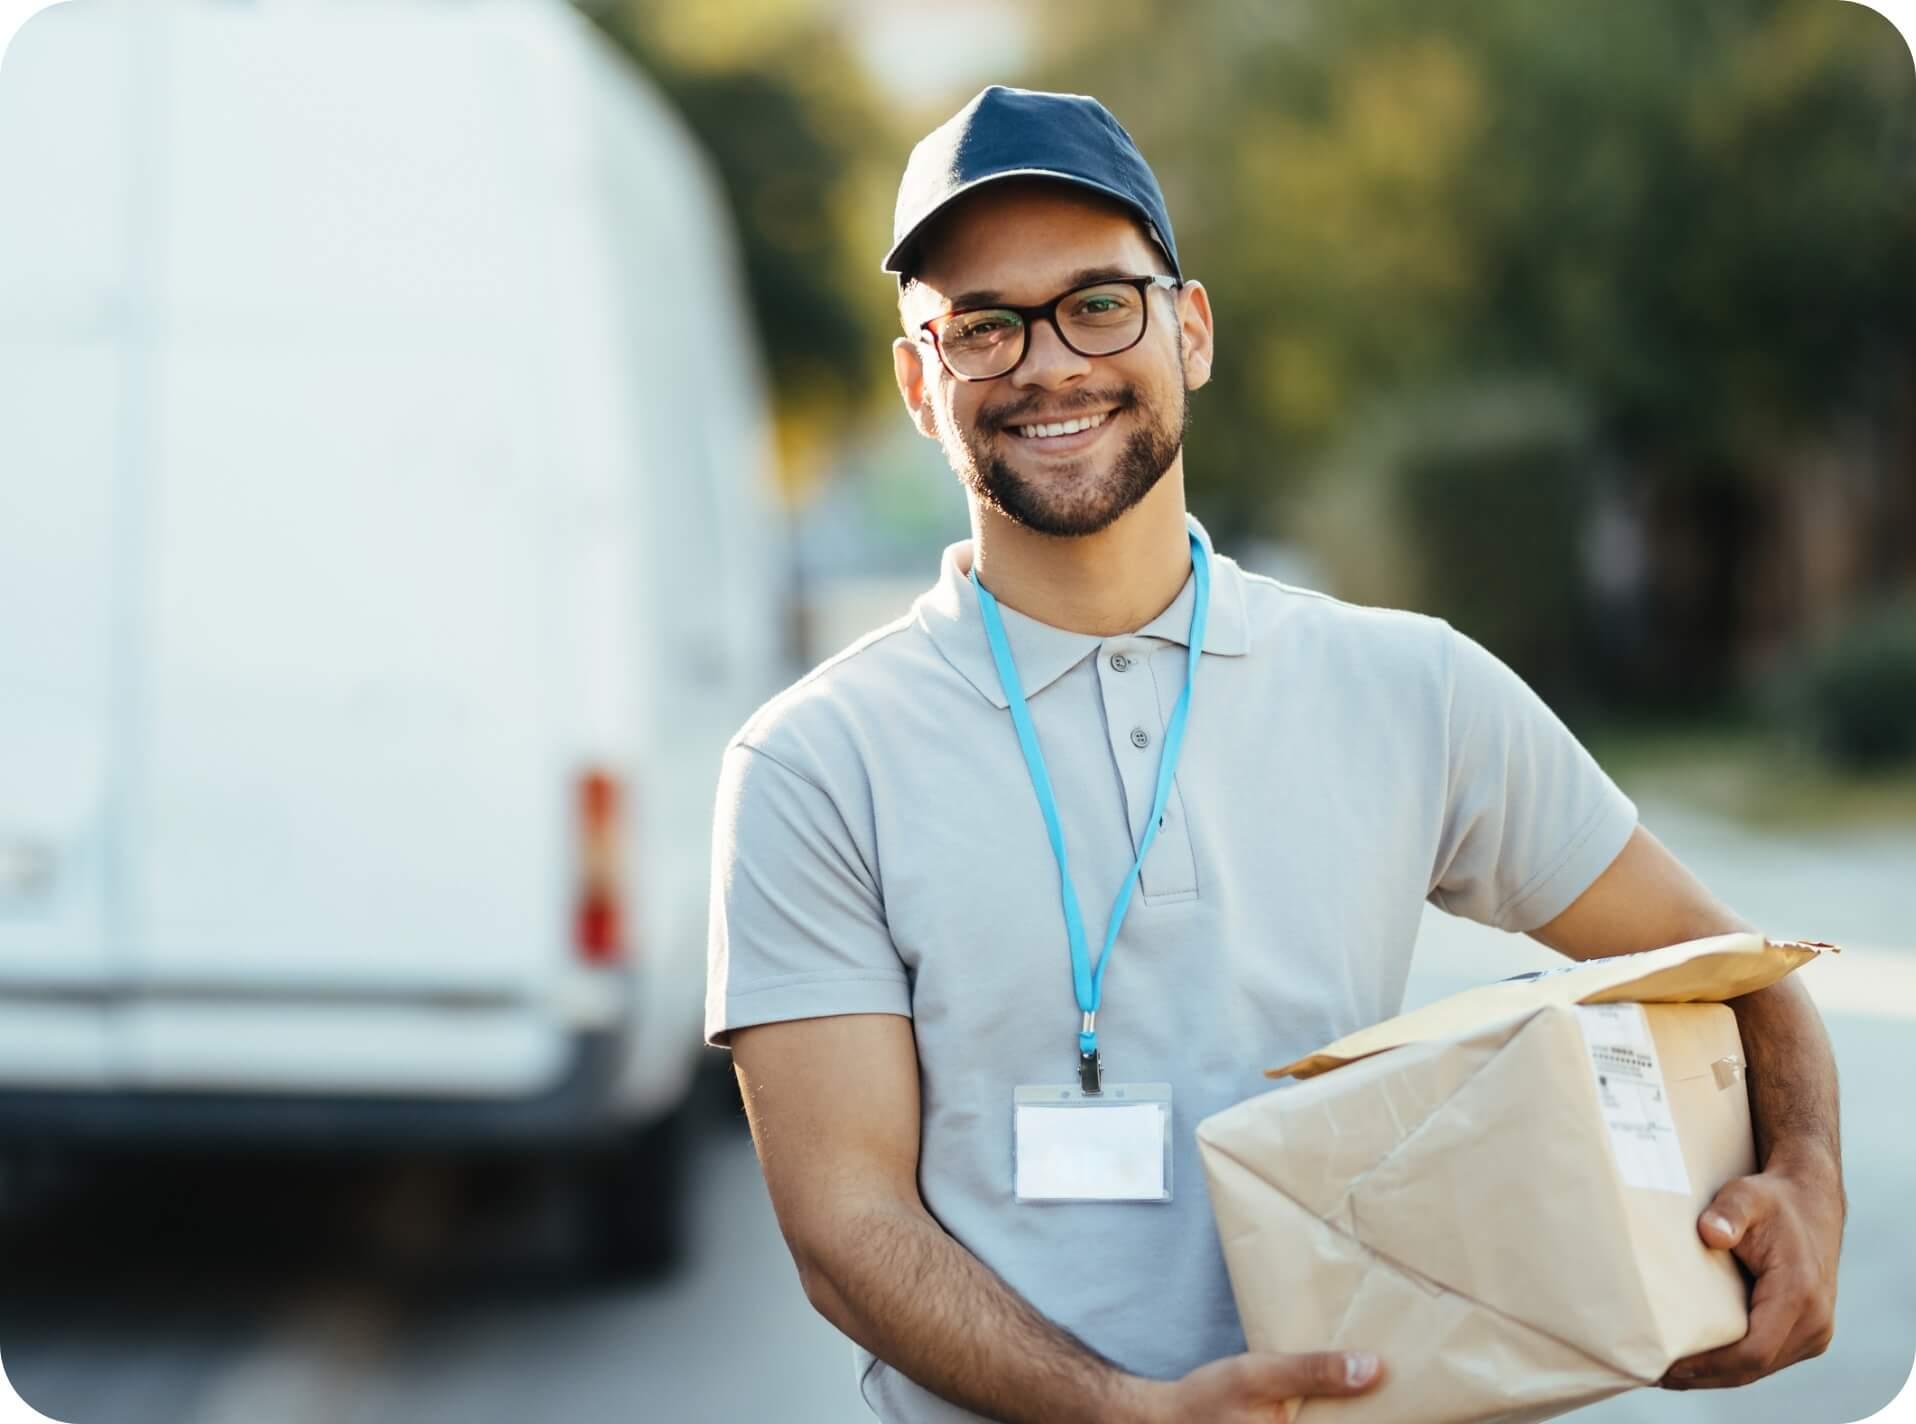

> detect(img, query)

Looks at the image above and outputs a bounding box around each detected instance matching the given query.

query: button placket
[1136,645,1200,900]
[1098,643,1153,849]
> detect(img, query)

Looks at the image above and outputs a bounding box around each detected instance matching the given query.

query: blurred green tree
[1028,0,1915,708]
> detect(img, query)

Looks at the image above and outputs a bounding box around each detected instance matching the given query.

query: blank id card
[1012,1083,1173,1203]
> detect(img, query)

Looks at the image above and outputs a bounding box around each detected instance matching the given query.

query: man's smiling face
[893,182,1214,538]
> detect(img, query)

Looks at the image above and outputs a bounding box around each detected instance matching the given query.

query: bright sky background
[842,0,1030,108]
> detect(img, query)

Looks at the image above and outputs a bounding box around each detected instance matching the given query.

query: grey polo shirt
[706,514,1638,1423]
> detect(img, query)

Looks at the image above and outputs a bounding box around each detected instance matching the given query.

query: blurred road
[2,795,1912,1424]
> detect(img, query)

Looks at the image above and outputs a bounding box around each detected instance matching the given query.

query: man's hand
[1139,1350,1385,1422]
[1662,1149,1844,1390]
[1527,824,1845,1393]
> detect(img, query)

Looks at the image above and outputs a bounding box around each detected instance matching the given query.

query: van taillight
[575,769,628,965]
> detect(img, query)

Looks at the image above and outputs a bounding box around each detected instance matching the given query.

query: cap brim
[882,167,1179,279]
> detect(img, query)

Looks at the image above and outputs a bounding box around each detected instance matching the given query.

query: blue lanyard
[971,531,1209,1091]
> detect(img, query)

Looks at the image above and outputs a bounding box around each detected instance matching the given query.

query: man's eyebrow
[942,266,1147,312]
[1059,265,1144,290]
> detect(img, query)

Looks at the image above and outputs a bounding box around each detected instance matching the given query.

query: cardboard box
[1197,933,1835,1424]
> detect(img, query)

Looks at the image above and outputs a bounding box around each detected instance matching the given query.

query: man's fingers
[1698,1174,1773,1252]
[1663,1274,1798,1389]
[1247,1350,1384,1397]
[1669,1166,1841,1391]
[1173,1351,1388,1419]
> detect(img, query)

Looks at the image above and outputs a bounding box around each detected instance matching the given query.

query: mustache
[978,387,1138,433]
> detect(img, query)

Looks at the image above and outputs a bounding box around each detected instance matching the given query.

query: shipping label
[1573,1003,1693,1197]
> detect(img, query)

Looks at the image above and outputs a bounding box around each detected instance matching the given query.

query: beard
[941,375,1189,538]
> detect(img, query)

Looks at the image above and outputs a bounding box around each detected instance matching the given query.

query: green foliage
[1392,392,1596,709]
[1026,0,1916,525]
[1773,597,1916,772]
[587,0,1915,728]
[1291,376,1597,706]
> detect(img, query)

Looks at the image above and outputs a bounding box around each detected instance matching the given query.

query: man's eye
[1067,294,1135,323]
[949,314,1018,343]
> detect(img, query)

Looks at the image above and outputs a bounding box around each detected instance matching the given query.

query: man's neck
[966,465,1192,636]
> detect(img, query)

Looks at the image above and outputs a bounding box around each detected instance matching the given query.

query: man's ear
[893,337,940,440]
[1176,280,1216,393]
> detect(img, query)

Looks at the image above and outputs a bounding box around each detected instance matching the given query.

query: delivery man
[704,86,1843,1423]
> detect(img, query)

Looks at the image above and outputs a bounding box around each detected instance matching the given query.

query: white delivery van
[0,0,786,1274]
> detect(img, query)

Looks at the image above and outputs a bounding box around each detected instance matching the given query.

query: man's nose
[1009,314,1093,389]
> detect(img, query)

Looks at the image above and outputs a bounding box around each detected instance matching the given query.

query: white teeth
[1012,411,1109,439]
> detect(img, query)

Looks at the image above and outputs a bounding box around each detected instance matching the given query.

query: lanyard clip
[1079,1011,1102,1094]
[1079,1046,1103,1095]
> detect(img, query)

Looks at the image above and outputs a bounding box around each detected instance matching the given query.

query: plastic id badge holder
[1013,1083,1173,1203]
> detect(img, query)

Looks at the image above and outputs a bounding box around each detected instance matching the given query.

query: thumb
[1699,1175,1768,1251]
[1247,1350,1385,1399]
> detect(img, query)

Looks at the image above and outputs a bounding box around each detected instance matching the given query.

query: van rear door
[109,8,584,1097]
[0,347,124,1093]
[0,6,134,1089]
[120,360,574,1097]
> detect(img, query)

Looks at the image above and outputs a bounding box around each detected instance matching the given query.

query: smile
[1006,411,1112,441]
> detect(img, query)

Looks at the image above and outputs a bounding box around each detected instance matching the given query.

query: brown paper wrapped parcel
[1196,932,1835,1424]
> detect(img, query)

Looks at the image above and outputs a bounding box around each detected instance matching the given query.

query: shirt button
[1109,652,1131,672]
[1129,726,1151,749]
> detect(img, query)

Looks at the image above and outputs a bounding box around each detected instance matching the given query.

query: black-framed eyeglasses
[918,273,1182,382]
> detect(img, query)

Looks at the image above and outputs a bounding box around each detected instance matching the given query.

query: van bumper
[0,1030,629,1152]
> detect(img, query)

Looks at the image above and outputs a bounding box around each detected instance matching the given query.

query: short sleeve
[705,741,911,1046]
[1427,622,1639,933]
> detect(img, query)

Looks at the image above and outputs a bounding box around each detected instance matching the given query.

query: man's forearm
[1524,827,1844,1203]
[794,1195,1161,1424]
[1730,975,1844,1205]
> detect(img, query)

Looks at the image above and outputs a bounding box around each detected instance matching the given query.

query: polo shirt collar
[916,513,1250,710]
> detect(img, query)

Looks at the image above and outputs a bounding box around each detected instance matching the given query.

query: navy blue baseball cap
[883,85,1181,282]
